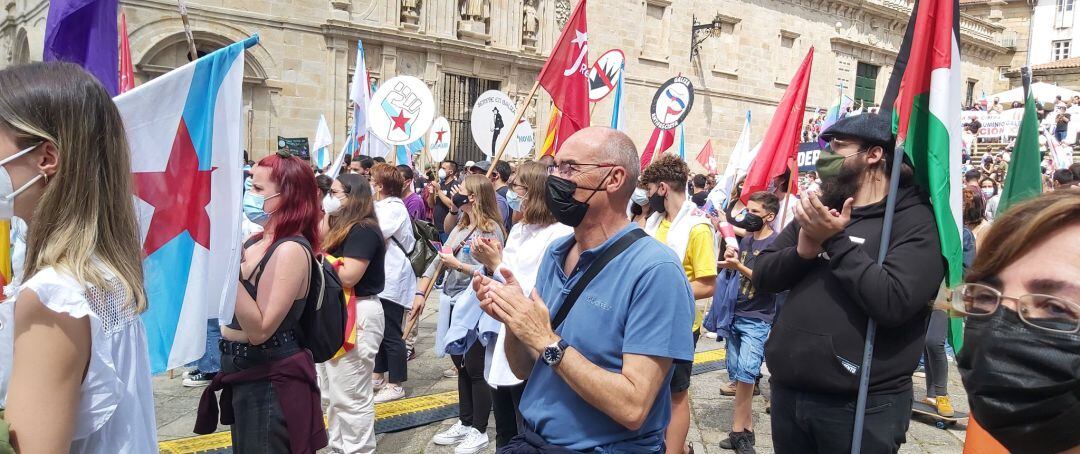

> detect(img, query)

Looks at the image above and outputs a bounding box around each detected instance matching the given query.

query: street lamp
[691,13,725,59]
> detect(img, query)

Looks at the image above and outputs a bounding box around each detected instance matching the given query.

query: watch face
[543,346,560,364]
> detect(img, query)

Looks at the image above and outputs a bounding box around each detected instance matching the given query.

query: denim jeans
[725,316,771,384]
[187,319,222,373]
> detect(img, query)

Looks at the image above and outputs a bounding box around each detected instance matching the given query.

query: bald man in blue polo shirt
[474,127,696,452]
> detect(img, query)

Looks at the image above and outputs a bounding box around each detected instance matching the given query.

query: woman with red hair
[196,150,327,453]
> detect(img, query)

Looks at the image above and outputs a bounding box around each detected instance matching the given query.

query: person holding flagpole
[2,62,157,452]
[753,114,944,453]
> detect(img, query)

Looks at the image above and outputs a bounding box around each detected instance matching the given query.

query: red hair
[257,154,322,252]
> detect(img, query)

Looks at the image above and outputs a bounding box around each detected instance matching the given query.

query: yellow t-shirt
[655,220,718,332]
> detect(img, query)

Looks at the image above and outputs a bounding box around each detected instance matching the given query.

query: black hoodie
[753,185,945,396]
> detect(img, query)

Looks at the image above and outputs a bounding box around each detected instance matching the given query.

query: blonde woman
[2,63,156,452]
[431,174,505,454]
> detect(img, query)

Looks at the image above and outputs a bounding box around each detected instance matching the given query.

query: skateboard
[911,401,968,429]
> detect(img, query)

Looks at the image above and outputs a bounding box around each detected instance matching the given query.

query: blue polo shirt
[519,224,696,451]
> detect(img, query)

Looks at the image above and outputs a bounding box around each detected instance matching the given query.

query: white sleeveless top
[19,266,158,453]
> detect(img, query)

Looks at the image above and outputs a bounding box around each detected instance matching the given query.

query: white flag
[313,114,333,169]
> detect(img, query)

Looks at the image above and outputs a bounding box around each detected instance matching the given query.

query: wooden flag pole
[177,0,198,61]
[487,81,540,177]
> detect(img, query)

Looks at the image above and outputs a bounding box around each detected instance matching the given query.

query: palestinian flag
[885,0,964,288]
[997,68,1042,215]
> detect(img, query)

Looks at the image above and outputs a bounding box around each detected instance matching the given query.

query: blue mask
[506,191,524,212]
[243,191,279,226]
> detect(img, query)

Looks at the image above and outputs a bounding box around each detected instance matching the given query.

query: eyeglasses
[951,283,1080,334]
[554,162,617,178]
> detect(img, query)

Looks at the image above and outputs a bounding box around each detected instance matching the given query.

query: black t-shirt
[329,223,386,297]
[433,177,461,233]
[734,232,779,322]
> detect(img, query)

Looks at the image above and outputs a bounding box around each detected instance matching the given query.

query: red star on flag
[390,110,411,132]
[134,120,215,256]
[434,128,447,144]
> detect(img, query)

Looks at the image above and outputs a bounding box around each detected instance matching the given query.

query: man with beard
[752,113,945,453]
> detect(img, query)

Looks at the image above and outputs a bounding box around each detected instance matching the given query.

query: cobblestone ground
[156,298,967,453]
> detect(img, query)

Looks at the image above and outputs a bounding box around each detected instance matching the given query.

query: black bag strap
[551,229,648,330]
[246,236,310,287]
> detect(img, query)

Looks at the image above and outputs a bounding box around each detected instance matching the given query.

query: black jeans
[452,342,492,432]
[493,382,526,447]
[923,310,949,398]
[374,299,408,383]
[771,383,913,454]
[221,351,295,454]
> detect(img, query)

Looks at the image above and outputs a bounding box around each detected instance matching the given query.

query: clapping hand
[476,268,558,351]
[471,237,502,271]
[717,246,741,270]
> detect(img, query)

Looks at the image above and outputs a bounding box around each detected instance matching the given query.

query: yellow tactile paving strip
[157,348,725,453]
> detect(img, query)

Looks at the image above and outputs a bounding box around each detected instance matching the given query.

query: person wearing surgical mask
[2,63,156,452]
[980,177,1000,221]
[629,186,651,227]
[319,173,387,453]
[951,190,1079,454]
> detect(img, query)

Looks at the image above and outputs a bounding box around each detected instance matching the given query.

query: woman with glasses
[470,162,573,448]
[951,189,1079,454]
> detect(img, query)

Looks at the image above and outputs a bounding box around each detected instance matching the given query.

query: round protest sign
[507,118,535,159]
[470,90,518,158]
[368,76,436,145]
[588,49,625,102]
[428,116,451,162]
[650,76,694,130]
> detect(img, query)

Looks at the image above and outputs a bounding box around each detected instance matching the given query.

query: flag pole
[488,81,540,177]
[177,0,198,61]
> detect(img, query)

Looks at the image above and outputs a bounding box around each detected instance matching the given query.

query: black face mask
[452,194,470,208]
[957,308,1080,453]
[728,209,765,232]
[544,171,611,227]
[649,191,667,214]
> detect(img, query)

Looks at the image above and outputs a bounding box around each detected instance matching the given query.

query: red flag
[696,139,715,173]
[537,0,589,149]
[118,10,135,93]
[741,47,813,204]
[640,127,675,170]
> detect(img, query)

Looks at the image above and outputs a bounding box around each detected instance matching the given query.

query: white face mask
[437,169,447,180]
[322,193,343,214]
[0,144,44,219]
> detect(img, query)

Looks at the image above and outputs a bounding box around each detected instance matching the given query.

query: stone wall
[0,0,1012,172]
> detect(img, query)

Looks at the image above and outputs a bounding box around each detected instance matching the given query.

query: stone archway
[12,28,30,65]
[138,32,274,156]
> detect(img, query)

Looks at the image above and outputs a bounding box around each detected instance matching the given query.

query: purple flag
[44,0,119,95]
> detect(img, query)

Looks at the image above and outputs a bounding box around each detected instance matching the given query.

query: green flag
[998,68,1043,215]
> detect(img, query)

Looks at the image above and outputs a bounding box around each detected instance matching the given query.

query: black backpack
[391,218,440,277]
[294,239,348,363]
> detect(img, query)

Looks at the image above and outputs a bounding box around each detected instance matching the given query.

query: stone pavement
[154,298,968,453]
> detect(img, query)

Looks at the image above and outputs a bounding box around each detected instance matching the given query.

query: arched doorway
[12,29,30,65]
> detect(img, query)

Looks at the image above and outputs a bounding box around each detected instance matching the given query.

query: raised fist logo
[383,82,423,142]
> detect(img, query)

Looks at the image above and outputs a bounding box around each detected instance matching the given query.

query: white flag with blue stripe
[313,114,333,170]
[116,36,253,373]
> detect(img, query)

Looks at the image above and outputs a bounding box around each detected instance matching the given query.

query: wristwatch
[542,338,570,367]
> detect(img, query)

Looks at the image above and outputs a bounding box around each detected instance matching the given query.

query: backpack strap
[551,229,648,330]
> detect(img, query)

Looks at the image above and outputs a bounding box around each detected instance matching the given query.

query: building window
[780,31,799,49]
[966,80,977,108]
[1053,40,1071,60]
[642,1,670,55]
[854,62,880,107]
[1056,0,1074,28]
[441,73,500,163]
[998,66,1011,81]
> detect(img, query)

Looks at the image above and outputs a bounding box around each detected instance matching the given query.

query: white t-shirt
[376,197,418,308]
[13,265,157,453]
[0,216,28,407]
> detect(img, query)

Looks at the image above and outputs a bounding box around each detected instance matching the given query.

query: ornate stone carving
[522,0,539,49]
[457,0,491,43]
[460,0,490,21]
[401,0,422,27]
[555,0,571,29]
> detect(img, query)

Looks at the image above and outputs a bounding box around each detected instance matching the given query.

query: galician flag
[889,0,963,287]
[708,111,756,211]
[116,36,255,373]
[997,68,1042,216]
[313,114,333,170]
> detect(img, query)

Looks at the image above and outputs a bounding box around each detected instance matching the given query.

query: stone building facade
[0,0,1012,170]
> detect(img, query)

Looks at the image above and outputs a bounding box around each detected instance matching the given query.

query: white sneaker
[374,384,406,403]
[705,332,718,339]
[432,421,471,445]
[454,427,489,454]
[443,367,459,378]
